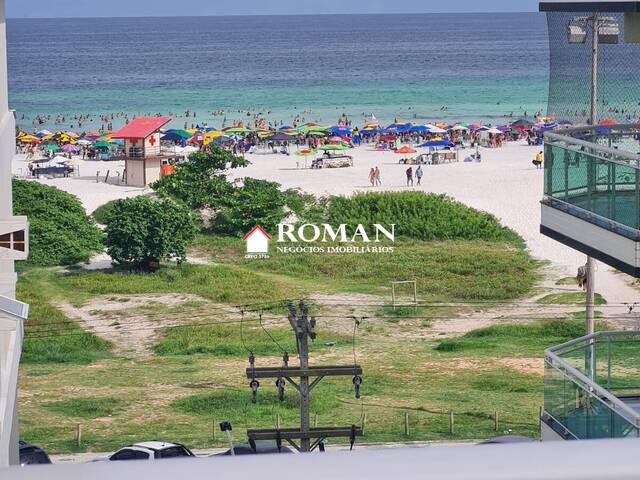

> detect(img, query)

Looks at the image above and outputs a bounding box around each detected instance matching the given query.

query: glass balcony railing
[543,125,640,237]
[544,332,640,440]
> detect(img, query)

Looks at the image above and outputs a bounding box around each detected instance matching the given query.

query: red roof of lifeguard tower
[112,116,171,140]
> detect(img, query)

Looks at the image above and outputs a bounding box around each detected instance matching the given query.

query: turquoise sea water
[7,13,549,130]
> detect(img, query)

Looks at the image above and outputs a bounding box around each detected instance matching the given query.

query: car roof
[129,441,181,451]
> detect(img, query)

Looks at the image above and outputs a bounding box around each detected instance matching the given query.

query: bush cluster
[324,192,522,244]
[103,196,198,270]
[12,179,104,266]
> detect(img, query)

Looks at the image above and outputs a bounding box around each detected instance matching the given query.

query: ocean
[7,13,549,131]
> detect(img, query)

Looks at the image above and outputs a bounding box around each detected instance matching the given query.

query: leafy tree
[12,179,104,266]
[212,178,286,236]
[104,196,198,271]
[151,148,249,210]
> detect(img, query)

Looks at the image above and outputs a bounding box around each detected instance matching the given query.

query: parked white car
[104,441,194,461]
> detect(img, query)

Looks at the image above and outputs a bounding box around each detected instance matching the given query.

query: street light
[567,13,620,378]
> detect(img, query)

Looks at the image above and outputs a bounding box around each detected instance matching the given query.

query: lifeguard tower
[112,116,175,187]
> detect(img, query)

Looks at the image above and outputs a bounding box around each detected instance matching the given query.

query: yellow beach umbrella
[202,131,223,145]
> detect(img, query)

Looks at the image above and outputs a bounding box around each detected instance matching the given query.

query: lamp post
[568,12,620,377]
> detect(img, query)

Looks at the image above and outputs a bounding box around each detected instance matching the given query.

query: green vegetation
[18,268,111,364]
[56,264,294,306]
[537,292,607,305]
[155,323,348,357]
[212,178,287,236]
[151,149,249,210]
[92,199,119,225]
[104,196,198,270]
[325,192,523,245]
[12,179,104,266]
[16,188,549,453]
[46,397,124,418]
[434,319,606,357]
[195,236,538,300]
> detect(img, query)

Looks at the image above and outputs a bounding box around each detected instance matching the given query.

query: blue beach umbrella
[418,140,454,148]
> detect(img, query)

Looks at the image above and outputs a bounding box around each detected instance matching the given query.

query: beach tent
[267,133,295,141]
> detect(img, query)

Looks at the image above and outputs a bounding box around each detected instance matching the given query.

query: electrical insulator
[283,351,289,367]
[249,379,260,403]
[275,378,285,401]
[248,353,255,367]
[352,375,362,399]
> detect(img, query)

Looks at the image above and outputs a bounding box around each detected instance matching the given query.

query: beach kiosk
[112,116,174,187]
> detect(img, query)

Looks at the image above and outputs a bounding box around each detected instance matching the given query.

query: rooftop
[111,116,171,140]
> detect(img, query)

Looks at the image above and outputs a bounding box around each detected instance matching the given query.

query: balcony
[543,331,640,440]
[541,124,640,276]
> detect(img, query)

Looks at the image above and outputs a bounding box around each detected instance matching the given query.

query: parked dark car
[19,441,52,466]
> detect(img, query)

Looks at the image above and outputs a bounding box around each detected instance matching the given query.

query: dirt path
[57,294,217,356]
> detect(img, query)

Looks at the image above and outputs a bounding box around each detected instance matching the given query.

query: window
[110,449,150,461]
[0,230,26,252]
[155,446,192,459]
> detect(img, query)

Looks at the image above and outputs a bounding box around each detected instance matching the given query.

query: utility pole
[585,12,599,341]
[245,300,363,453]
[585,12,600,379]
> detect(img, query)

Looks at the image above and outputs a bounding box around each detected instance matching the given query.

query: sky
[8,0,541,18]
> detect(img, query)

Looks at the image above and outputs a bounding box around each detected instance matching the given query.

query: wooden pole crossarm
[309,375,324,392]
[245,366,362,379]
[310,437,326,451]
[284,376,300,392]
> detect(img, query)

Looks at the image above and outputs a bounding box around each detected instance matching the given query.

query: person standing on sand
[533,151,543,169]
[415,166,423,185]
[406,166,413,186]
[369,168,375,187]
[374,166,382,186]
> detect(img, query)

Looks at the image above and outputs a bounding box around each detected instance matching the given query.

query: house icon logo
[243,226,272,258]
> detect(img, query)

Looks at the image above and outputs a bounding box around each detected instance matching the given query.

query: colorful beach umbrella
[598,118,617,126]
[319,144,348,151]
[295,149,317,156]
[46,144,60,151]
[395,146,417,154]
[61,143,80,153]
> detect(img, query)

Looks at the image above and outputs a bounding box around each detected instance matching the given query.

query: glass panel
[544,140,640,230]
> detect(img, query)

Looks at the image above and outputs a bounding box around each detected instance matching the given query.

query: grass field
[15,231,554,454]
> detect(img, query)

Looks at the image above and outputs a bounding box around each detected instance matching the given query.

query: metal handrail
[545,331,640,427]
[541,196,640,240]
[545,124,640,166]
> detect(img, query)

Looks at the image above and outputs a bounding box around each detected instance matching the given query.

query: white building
[0,0,29,466]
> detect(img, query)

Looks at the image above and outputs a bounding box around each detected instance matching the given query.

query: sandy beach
[13,141,640,309]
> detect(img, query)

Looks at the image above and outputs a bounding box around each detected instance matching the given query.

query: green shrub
[12,180,104,266]
[325,192,522,244]
[46,397,124,418]
[92,200,119,225]
[212,178,287,236]
[104,196,198,270]
[151,149,248,210]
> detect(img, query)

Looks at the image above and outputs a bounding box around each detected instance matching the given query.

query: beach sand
[13,141,640,310]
